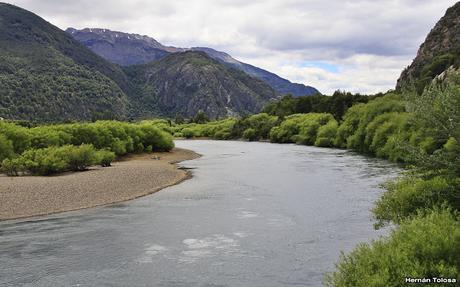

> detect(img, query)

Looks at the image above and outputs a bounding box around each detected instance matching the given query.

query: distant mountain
[396,2,460,92]
[66,28,184,66]
[0,3,130,122]
[124,51,280,119]
[67,28,320,96]
[0,3,281,122]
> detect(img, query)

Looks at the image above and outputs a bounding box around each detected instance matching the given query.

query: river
[0,140,399,287]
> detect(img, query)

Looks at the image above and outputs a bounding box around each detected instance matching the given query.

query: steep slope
[67,28,320,96]
[124,51,279,119]
[0,3,130,122]
[397,2,460,92]
[190,47,319,96]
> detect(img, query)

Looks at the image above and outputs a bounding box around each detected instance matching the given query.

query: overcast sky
[8,0,458,94]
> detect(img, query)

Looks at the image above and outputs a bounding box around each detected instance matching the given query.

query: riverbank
[0,148,200,221]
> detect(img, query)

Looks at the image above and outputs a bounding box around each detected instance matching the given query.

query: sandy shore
[0,148,200,221]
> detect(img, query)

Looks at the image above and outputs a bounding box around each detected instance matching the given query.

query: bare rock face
[396,2,460,92]
[124,51,280,119]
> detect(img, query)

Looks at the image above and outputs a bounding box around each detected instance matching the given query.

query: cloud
[7,0,458,94]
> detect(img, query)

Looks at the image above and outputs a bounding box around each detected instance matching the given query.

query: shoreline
[0,148,201,221]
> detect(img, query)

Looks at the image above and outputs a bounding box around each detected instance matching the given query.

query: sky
[8,0,458,94]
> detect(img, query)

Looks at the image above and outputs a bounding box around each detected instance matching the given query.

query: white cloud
[7,0,458,94]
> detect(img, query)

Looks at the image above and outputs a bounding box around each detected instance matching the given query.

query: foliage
[0,133,14,162]
[191,111,210,124]
[97,150,116,167]
[325,208,460,287]
[263,91,383,120]
[1,144,115,176]
[232,113,279,141]
[0,120,174,175]
[0,4,130,122]
[373,175,460,227]
[315,120,338,147]
[406,70,460,177]
[327,70,460,286]
[173,118,236,139]
[269,113,336,145]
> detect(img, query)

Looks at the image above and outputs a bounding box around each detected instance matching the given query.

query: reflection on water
[0,140,399,287]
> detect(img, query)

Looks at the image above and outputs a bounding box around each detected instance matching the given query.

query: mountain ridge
[396,2,460,92]
[66,27,320,96]
[124,50,280,119]
[0,3,280,121]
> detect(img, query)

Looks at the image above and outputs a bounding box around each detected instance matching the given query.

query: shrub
[1,157,25,176]
[325,209,460,287]
[19,147,69,175]
[373,176,460,227]
[1,144,114,176]
[270,113,336,145]
[139,124,174,151]
[65,144,99,171]
[242,128,257,141]
[97,150,116,167]
[0,133,15,162]
[337,94,406,152]
[232,113,279,140]
[315,120,338,147]
[174,118,236,140]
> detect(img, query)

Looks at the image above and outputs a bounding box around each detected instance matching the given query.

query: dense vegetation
[169,70,460,286]
[0,120,173,175]
[0,4,281,123]
[263,91,382,120]
[0,3,130,122]
[324,209,459,286]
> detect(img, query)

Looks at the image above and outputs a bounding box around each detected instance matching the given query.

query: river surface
[0,140,400,287]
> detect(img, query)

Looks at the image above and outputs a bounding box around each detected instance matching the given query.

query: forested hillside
[0,3,130,122]
[0,4,280,122]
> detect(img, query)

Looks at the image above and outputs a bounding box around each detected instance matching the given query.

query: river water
[0,140,399,287]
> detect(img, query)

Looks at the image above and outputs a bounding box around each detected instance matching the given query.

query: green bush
[315,120,338,147]
[65,144,99,171]
[0,121,31,154]
[373,176,460,227]
[325,209,460,287]
[0,121,175,167]
[97,150,116,167]
[332,94,406,152]
[1,157,25,176]
[174,118,236,140]
[0,133,14,162]
[1,144,115,175]
[270,113,336,145]
[242,128,257,141]
[232,113,279,140]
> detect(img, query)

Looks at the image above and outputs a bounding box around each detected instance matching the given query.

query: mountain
[396,2,460,92]
[0,4,280,122]
[124,51,280,119]
[66,28,184,66]
[0,3,130,122]
[67,28,320,96]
